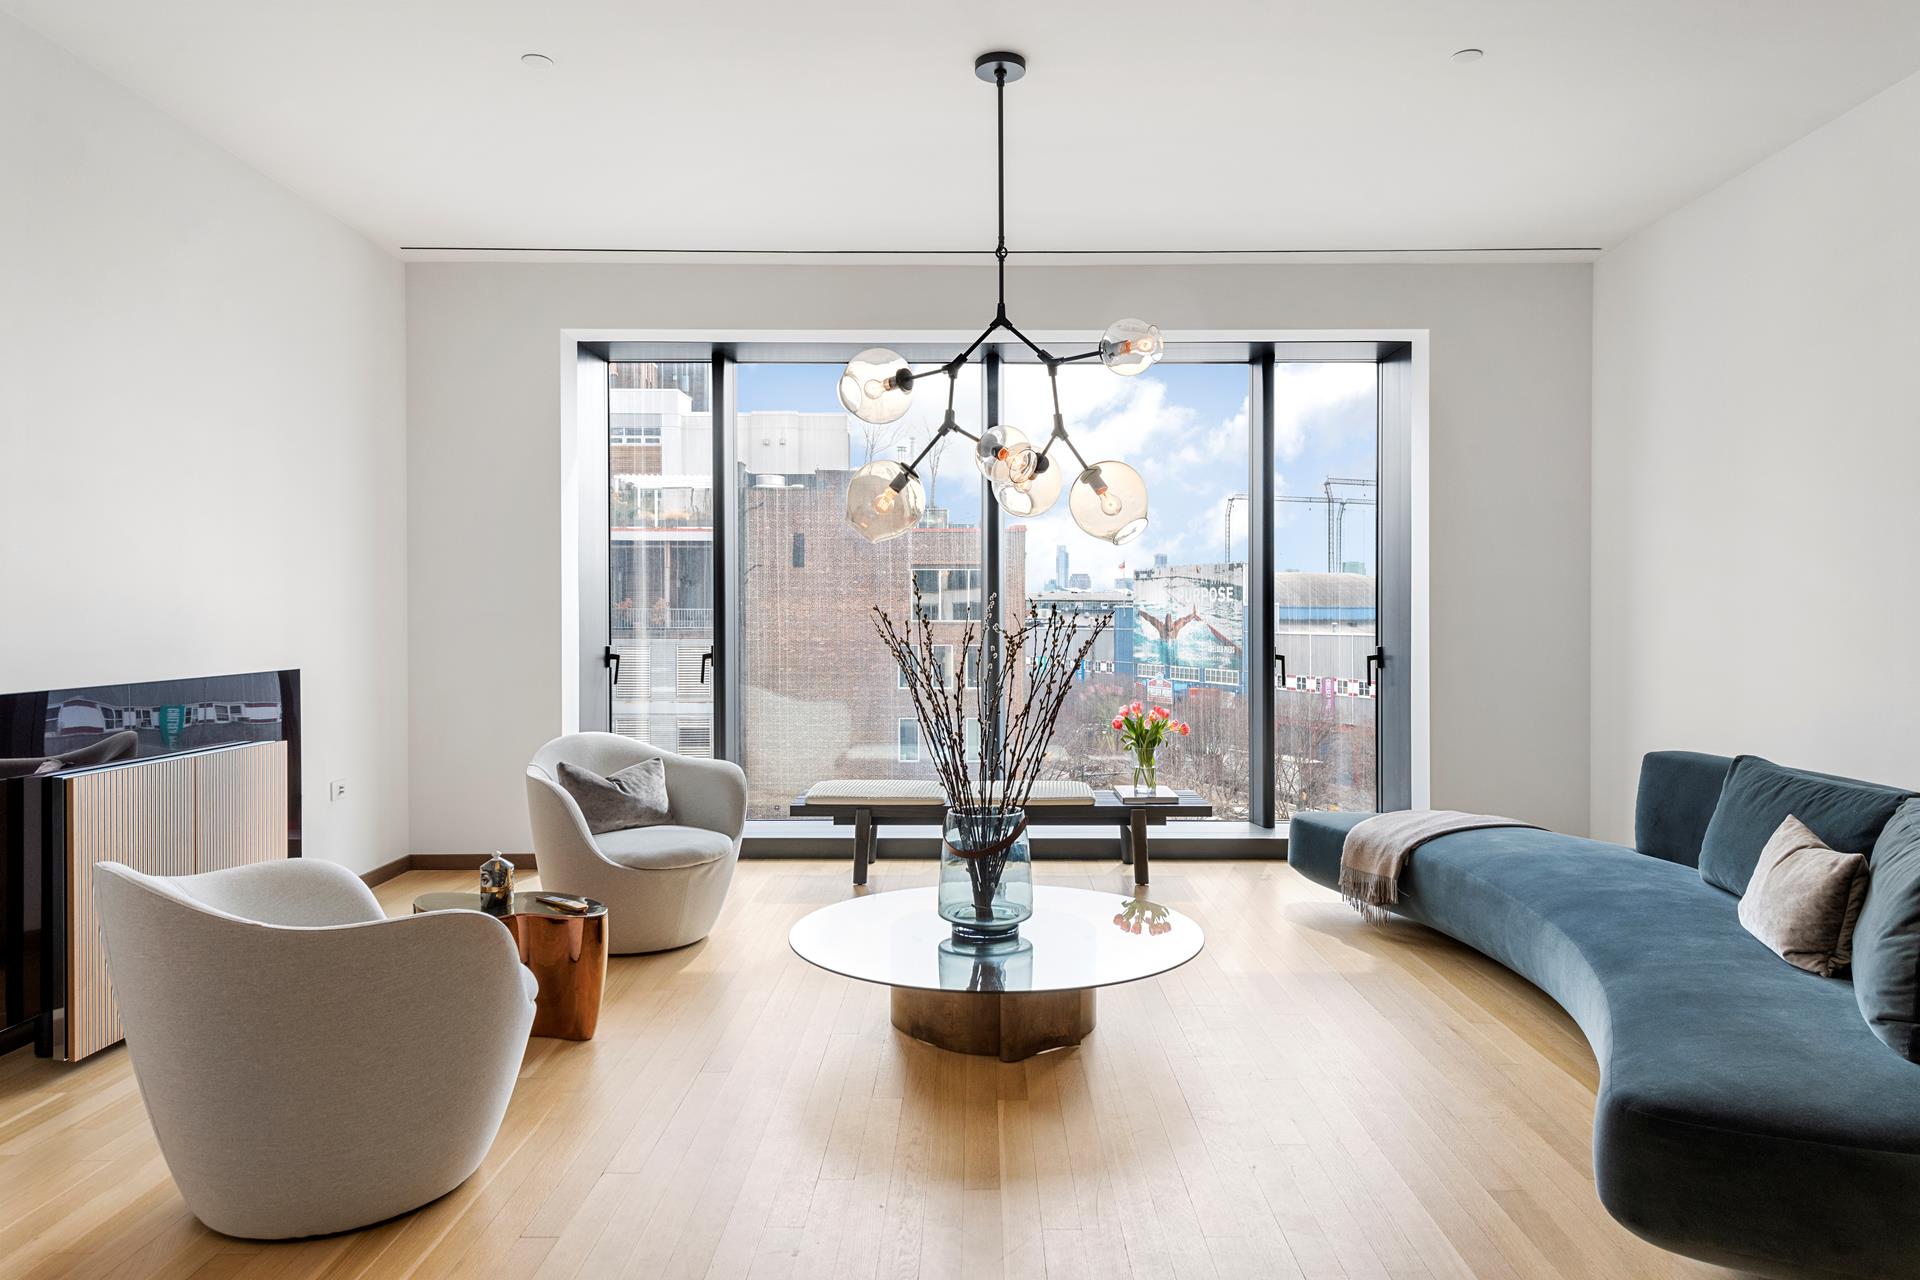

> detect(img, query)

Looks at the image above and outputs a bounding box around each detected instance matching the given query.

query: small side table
[413,892,608,1041]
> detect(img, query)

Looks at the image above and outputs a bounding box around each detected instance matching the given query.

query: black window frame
[579,338,1414,833]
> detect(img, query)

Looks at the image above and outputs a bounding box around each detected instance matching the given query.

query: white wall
[407,261,1593,853]
[0,15,409,873]
[1591,71,1920,843]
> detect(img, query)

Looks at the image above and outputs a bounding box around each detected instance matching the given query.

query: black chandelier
[842,51,1161,546]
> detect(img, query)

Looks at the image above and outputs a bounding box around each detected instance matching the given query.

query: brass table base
[889,986,1096,1062]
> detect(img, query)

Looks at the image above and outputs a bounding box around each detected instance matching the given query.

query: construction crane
[1274,477,1377,573]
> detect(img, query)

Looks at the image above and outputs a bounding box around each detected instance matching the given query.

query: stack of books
[1115,784,1180,805]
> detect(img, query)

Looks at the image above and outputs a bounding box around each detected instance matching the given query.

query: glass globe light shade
[837,348,915,424]
[974,424,1037,486]
[1098,318,1164,376]
[996,448,1064,517]
[845,460,925,543]
[1069,461,1148,544]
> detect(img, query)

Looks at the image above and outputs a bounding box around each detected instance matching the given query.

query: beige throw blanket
[1340,810,1539,922]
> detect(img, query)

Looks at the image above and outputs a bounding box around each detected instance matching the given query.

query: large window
[608,361,713,755]
[1273,363,1380,817]
[733,362,985,819]
[597,342,1404,835]
[1003,362,1252,820]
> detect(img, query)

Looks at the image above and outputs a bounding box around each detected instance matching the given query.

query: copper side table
[413,892,608,1040]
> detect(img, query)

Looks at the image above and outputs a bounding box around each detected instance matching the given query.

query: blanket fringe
[1339,867,1398,925]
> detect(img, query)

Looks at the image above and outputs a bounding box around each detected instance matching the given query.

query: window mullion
[1247,346,1277,828]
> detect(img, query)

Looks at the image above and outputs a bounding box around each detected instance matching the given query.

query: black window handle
[1366,647,1384,690]
[603,645,620,684]
[700,651,712,685]
[1273,652,1286,688]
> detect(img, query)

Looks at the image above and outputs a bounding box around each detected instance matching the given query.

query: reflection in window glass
[1002,363,1251,819]
[738,363,984,817]
[608,361,713,755]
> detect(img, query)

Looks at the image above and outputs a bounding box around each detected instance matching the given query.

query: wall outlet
[328,778,348,803]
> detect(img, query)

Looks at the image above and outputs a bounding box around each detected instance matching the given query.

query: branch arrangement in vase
[873,585,1107,925]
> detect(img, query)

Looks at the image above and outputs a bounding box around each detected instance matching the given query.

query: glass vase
[1131,747,1158,794]
[939,806,1033,944]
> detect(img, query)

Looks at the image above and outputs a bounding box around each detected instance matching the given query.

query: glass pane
[737,362,985,818]
[1002,361,1250,819]
[609,361,714,754]
[1273,362,1379,816]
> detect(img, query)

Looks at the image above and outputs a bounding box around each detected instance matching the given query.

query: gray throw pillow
[1854,799,1920,1060]
[557,758,670,835]
[1736,815,1869,978]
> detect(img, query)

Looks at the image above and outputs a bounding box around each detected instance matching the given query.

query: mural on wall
[1131,567,1245,692]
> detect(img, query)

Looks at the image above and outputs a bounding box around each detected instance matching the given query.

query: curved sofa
[1288,752,1920,1280]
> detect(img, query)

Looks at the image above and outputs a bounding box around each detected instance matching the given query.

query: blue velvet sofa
[1287,751,1920,1280]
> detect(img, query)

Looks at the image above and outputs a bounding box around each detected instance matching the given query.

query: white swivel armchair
[526,733,746,953]
[92,859,534,1240]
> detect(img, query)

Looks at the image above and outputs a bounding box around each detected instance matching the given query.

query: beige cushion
[805,780,946,805]
[594,823,734,870]
[993,781,1095,806]
[802,779,1096,807]
[1738,815,1870,977]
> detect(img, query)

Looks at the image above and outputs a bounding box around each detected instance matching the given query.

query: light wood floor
[0,860,1744,1280]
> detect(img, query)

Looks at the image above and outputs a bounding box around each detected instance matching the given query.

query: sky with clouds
[736,357,1378,590]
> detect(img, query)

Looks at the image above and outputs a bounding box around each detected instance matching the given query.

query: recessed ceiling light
[1451,48,1485,64]
[520,52,554,67]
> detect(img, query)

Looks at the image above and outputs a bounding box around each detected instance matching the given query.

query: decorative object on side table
[1110,700,1189,800]
[873,584,1107,944]
[478,852,515,911]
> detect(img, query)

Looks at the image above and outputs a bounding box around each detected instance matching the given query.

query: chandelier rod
[995,64,1007,317]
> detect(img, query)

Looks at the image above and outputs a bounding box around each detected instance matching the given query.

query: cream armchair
[92,859,533,1240]
[526,733,746,953]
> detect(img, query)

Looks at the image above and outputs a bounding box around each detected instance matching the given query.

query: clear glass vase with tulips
[1110,701,1190,795]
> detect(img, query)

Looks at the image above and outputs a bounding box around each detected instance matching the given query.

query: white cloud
[1273,362,1375,463]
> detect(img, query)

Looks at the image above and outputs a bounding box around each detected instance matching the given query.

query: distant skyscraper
[1153,552,1168,570]
[1068,572,1092,590]
[1055,545,1069,593]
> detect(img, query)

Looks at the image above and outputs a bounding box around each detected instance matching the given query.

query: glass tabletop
[788,885,1203,994]
[413,891,606,919]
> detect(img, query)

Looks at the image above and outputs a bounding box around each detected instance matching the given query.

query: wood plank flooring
[0,861,1747,1279]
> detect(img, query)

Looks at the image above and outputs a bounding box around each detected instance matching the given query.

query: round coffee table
[414,892,608,1041]
[789,885,1203,1061]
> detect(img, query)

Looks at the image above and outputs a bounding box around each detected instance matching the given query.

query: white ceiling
[9,0,1920,257]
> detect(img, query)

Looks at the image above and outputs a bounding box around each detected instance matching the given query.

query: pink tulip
[1177,723,1191,736]
[1129,700,1143,715]
[1110,717,1124,730]
[1151,705,1169,720]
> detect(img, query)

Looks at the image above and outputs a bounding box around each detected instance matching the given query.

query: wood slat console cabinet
[62,740,289,1061]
